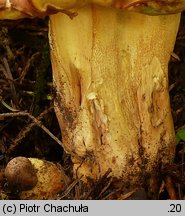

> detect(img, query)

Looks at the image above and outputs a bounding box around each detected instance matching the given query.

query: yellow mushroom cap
[20,158,66,200]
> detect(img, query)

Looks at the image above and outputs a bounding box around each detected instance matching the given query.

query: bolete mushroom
[5,157,65,199]
[5,157,38,191]
[0,1,184,190]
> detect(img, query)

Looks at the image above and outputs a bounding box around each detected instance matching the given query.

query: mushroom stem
[0,1,182,188]
[49,5,180,185]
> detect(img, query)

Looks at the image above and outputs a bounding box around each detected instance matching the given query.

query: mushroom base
[49,5,180,187]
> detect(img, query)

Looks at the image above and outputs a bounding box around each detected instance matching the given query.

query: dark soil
[0,13,185,200]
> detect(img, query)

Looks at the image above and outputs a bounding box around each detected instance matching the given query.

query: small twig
[118,190,136,200]
[97,177,113,199]
[165,176,177,200]
[12,107,53,146]
[58,179,81,200]
[0,111,72,154]
[0,58,18,106]
[177,184,182,200]
[83,168,112,199]
[19,52,40,82]
[103,188,122,200]
[0,97,19,112]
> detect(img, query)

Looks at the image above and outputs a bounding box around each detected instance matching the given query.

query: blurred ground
[0,13,185,200]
